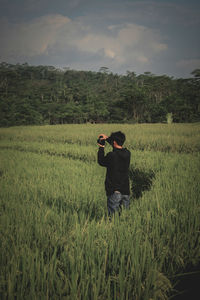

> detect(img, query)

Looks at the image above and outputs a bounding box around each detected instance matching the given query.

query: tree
[0,63,200,126]
[120,80,147,122]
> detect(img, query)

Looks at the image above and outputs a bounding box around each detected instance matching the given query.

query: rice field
[0,123,200,299]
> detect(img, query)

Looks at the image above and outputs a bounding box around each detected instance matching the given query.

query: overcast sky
[0,0,199,78]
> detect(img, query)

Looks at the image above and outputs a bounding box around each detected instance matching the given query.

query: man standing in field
[97,131,131,218]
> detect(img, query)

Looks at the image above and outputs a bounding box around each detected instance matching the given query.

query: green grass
[0,123,200,152]
[0,123,200,299]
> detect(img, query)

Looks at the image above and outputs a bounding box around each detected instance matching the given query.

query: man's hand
[97,134,108,147]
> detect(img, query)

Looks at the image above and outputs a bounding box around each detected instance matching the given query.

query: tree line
[0,63,199,126]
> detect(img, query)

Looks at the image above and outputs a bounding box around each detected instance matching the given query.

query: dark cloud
[0,0,199,77]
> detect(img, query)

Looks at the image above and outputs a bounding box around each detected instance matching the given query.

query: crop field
[0,123,200,299]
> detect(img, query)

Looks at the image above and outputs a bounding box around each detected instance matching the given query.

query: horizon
[0,61,198,79]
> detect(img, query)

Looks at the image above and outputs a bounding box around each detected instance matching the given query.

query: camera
[97,134,113,146]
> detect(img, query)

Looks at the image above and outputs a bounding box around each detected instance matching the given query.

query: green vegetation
[0,123,200,299]
[0,63,200,126]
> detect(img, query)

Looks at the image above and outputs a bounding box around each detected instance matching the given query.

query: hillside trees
[0,63,199,126]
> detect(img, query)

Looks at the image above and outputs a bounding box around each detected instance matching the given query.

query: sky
[0,0,199,78]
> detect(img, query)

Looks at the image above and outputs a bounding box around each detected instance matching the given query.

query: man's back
[98,147,130,196]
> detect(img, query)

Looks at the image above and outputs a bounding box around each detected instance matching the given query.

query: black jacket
[98,147,131,196]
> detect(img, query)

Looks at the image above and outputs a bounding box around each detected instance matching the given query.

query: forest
[0,62,200,126]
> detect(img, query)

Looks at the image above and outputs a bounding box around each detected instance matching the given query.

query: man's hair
[110,131,126,146]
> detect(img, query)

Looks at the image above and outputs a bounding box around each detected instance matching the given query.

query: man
[97,131,131,218]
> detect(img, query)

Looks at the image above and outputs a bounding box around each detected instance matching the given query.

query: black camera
[97,134,113,146]
[97,135,106,146]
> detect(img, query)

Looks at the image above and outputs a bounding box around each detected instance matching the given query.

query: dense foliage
[0,63,200,126]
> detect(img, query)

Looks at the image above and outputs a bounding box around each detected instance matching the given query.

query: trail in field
[172,265,200,299]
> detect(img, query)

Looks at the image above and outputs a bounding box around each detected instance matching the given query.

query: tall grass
[0,123,200,299]
[0,123,200,153]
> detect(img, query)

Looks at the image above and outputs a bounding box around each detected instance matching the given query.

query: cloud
[0,14,167,71]
[109,1,200,26]
[72,23,167,67]
[0,15,70,59]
